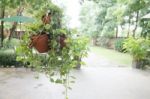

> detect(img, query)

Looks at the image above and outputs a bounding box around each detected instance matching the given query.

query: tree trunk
[0,6,5,47]
[9,7,24,40]
[115,26,118,38]
[127,16,131,37]
[132,11,139,37]
[92,37,97,46]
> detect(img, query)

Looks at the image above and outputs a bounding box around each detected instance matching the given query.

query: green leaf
[55,79,62,84]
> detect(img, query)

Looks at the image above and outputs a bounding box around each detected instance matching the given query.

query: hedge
[0,49,22,67]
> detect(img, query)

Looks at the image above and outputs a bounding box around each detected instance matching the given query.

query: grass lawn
[91,46,132,66]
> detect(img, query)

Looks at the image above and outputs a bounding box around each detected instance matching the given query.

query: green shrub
[115,38,125,52]
[0,49,22,67]
[3,38,20,49]
[123,37,150,61]
[123,37,150,68]
[0,38,21,67]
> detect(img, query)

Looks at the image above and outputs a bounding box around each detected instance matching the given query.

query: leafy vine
[16,2,88,99]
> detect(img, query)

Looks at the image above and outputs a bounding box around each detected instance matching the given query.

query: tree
[80,0,118,39]
[116,0,150,37]
[0,0,22,46]
[0,0,54,45]
[79,1,98,45]
[84,0,150,38]
[8,0,50,39]
[0,0,5,47]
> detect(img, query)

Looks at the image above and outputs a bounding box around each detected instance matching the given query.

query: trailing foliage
[16,2,88,99]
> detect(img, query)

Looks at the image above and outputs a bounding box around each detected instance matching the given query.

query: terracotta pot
[42,14,51,24]
[29,34,50,53]
[132,59,143,69]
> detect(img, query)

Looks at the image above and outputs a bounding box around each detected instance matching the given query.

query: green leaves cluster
[80,0,117,38]
[16,2,89,99]
[80,0,150,39]
[123,37,150,60]
[16,27,88,99]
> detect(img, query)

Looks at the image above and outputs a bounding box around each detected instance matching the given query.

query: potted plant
[28,10,52,53]
[16,2,88,99]
[123,37,150,69]
[29,32,50,53]
[28,4,66,53]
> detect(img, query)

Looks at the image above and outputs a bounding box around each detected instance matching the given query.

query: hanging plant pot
[29,34,50,53]
[42,13,51,24]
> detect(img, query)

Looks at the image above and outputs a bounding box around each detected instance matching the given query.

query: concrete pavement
[0,51,150,99]
[0,67,150,99]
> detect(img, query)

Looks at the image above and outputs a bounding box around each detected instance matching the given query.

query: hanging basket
[29,34,50,53]
[42,13,51,24]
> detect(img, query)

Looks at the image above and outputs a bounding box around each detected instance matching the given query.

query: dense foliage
[3,38,20,49]
[0,38,22,67]
[16,2,88,99]
[123,37,150,68]
[80,0,150,41]
[0,48,22,67]
[114,38,125,52]
[123,37,150,61]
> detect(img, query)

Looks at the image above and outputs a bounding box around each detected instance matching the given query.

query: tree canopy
[80,0,150,39]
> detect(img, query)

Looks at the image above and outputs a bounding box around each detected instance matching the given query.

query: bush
[3,38,20,49]
[123,37,150,60]
[0,49,22,67]
[123,37,150,68]
[115,38,125,52]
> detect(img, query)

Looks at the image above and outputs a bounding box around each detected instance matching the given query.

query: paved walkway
[0,52,150,99]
